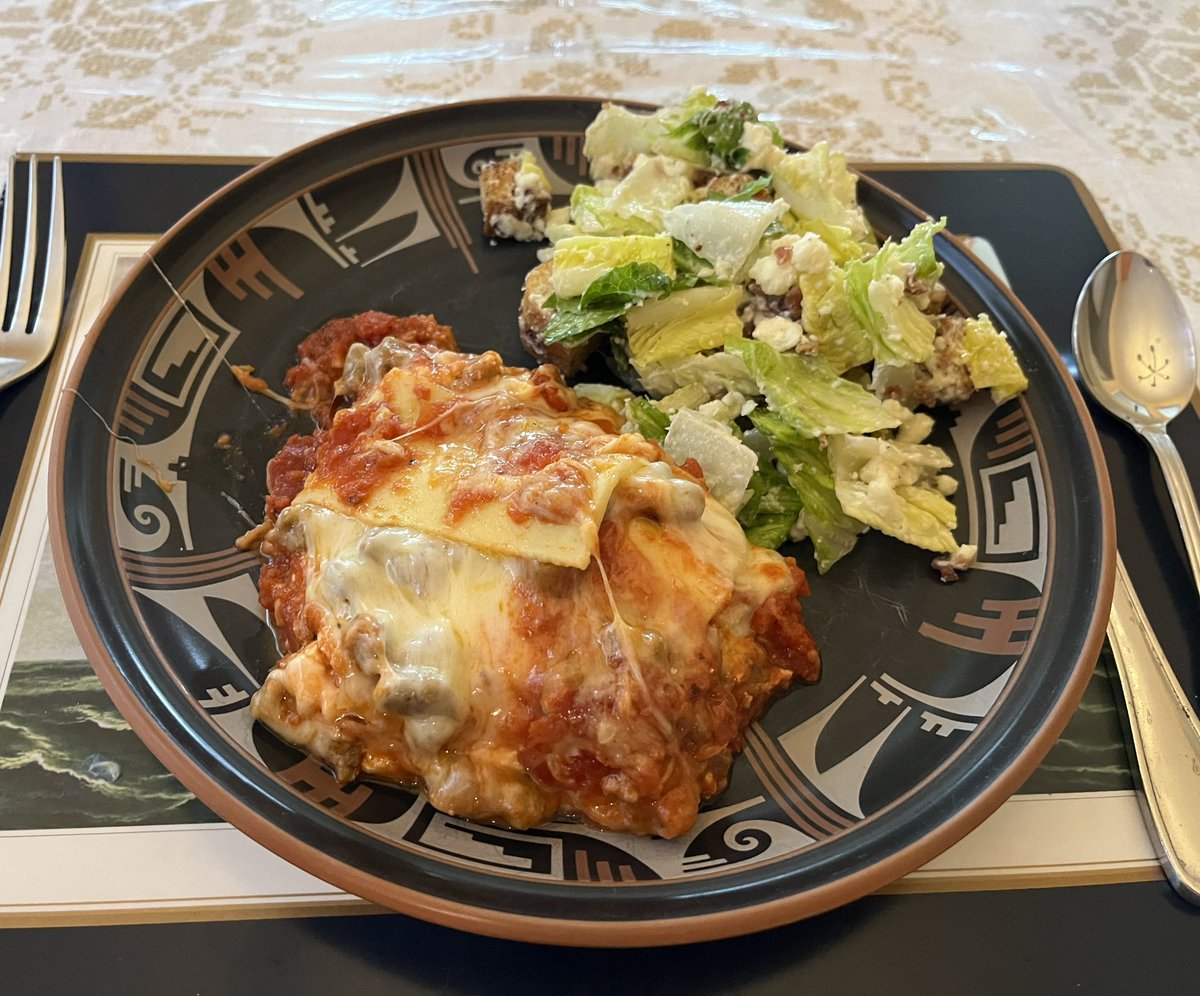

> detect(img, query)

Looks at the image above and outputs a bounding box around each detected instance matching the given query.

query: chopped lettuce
[787,217,874,264]
[842,219,947,367]
[663,407,758,512]
[827,433,959,553]
[542,261,674,346]
[962,314,1028,404]
[772,143,872,244]
[569,185,659,238]
[625,395,671,442]
[668,98,784,171]
[705,174,773,202]
[569,156,695,237]
[844,251,934,367]
[634,348,759,398]
[625,286,744,365]
[550,234,675,300]
[799,270,875,374]
[540,305,626,348]
[582,93,719,178]
[737,458,804,549]
[671,238,717,289]
[725,335,901,438]
[896,218,947,282]
[661,199,788,281]
[751,411,866,571]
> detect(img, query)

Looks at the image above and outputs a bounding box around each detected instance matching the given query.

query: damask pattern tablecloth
[1,0,1197,331]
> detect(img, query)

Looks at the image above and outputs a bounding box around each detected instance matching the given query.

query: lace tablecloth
[1,0,1196,331]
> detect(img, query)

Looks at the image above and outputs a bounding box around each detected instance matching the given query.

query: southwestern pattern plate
[50,98,1113,945]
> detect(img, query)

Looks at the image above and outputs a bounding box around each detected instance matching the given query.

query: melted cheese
[295,361,650,569]
[252,337,817,837]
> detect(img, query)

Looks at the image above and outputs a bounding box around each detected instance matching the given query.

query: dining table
[2,2,1199,991]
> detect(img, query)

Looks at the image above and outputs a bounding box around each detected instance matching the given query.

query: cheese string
[148,255,288,416]
[63,387,174,494]
[592,551,676,742]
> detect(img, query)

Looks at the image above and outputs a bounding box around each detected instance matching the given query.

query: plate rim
[47,95,1116,946]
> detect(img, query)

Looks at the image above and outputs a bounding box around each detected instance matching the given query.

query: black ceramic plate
[51,98,1113,945]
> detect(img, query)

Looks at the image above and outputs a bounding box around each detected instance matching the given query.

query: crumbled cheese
[697,390,752,423]
[935,474,958,496]
[739,122,785,172]
[752,315,808,353]
[881,398,935,444]
[747,232,832,295]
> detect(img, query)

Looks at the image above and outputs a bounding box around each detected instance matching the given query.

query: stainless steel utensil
[1074,250,1200,904]
[1107,554,1200,903]
[1073,249,1200,595]
[0,155,66,391]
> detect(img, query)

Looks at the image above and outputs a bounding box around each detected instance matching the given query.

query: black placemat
[3,157,1198,990]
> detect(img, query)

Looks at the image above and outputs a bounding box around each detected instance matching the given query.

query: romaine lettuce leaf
[799,271,875,373]
[671,238,718,289]
[737,458,803,549]
[896,218,946,282]
[542,261,674,346]
[962,314,1028,403]
[844,249,935,367]
[771,143,872,243]
[634,349,759,398]
[625,396,671,442]
[827,433,959,553]
[668,98,783,171]
[569,155,695,237]
[582,95,719,178]
[663,407,759,512]
[625,286,744,365]
[661,199,788,281]
[569,185,658,238]
[841,219,948,367]
[725,335,900,437]
[550,234,675,299]
[750,410,866,570]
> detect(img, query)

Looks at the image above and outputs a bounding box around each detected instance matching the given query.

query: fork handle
[1109,554,1200,903]
[1143,426,1200,598]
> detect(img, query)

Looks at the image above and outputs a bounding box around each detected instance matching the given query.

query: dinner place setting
[1,2,1198,991]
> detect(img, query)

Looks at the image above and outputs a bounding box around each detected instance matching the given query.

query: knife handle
[1108,553,1200,903]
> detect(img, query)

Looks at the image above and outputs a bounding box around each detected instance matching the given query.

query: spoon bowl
[1073,248,1200,595]
[1073,250,1197,430]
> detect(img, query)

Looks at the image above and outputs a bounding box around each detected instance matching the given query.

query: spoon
[1073,249,1200,596]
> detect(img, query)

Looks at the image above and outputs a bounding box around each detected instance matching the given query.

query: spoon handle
[1143,427,1200,597]
[1109,554,1200,903]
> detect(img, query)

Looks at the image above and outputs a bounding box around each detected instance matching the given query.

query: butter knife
[1108,553,1200,902]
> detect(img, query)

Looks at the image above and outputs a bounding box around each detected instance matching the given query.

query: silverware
[1073,249,1200,595]
[1107,554,1200,903]
[1073,251,1200,904]
[0,154,66,391]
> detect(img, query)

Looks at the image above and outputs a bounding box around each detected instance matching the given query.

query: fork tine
[7,154,39,337]
[34,157,67,340]
[0,156,13,321]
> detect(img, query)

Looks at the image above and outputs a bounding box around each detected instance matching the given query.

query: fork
[0,155,66,390]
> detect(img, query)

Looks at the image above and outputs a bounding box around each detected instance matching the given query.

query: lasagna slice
[252,312,819,839]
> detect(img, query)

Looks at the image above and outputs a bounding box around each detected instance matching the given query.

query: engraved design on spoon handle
[1108,554,1200,904]
[1142,427,1200,597]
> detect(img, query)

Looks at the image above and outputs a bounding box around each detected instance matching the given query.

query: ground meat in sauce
[252,312,822,839]
[285,311,456,425]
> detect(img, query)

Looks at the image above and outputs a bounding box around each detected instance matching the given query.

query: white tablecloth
[1,0,1196,331]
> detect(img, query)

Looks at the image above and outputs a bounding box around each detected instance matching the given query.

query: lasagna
[252,311,819,839]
